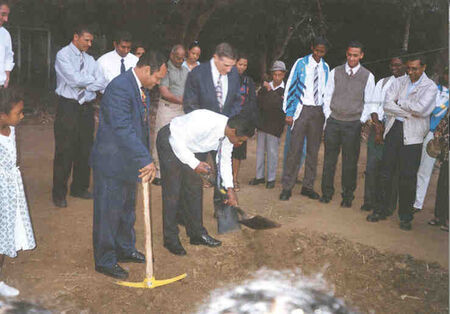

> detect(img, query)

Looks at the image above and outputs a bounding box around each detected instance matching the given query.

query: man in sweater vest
[320,41,375,207]
[279,37,330,201]
[367,55,437,230]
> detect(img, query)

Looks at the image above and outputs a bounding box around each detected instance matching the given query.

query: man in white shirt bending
[97,31,138,87]
[156,110,254,256]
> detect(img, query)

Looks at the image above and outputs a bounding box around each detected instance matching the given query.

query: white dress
[0,126,35,258]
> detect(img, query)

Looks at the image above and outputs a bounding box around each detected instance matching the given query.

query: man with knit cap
[320,40,375,207]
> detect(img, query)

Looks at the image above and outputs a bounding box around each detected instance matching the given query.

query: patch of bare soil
[0,121,447,313]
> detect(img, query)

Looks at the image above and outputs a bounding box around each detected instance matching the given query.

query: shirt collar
[69,42,82,56]
[270,80,285,91]
[210,58,221,78]
[132,68,142,90]
[408,72,425,87]
[308,54,322,67]
[345,62,360,75]
[114,50,127,60]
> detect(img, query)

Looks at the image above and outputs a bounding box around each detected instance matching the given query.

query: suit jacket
[183,61,242,118]
[90,69,152,182]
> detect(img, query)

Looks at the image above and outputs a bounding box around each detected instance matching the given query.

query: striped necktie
[313,65,319,105]
[216,136,225,189]
[216,75,223,112]
[78,54,85,104]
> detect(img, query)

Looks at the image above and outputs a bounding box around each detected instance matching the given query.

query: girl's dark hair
[188,40,201,51]
[0,88,23,114]
[227,114,255,138]
[236,51,249,62]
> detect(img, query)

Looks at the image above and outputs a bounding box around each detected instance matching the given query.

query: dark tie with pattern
[78,54,85,104]
[216,75,223,112]
[121,58,125,74]
[313,65,319,105]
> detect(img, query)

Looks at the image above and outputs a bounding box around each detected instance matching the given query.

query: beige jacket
[383,73,438,145]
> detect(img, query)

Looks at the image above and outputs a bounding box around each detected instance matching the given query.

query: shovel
[116,181,187,289]
[202,172,280,232]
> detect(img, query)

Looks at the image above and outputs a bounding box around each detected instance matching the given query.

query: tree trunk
[402,9,412,52]
[272,17,306,62]
[316,0,326,36]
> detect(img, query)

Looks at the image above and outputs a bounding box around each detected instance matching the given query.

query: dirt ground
[1,119,448,313]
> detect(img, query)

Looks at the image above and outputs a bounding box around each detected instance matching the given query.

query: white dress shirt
[55,43,106,104]
[169,109,234,189]
[269,80,285,91]
[301,55,326,106]
[210,58,228,106]
[0,27,14,85]
[371,74,406,121]
[97,50,139,84]
[323,62,376,123]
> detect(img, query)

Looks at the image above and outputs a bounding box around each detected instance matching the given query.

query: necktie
[349,68,354,77]
[313,65,319,105]
[216,75,223,112]
[140,87,148,122]
[78,54,85,104]
[121,58,126,74]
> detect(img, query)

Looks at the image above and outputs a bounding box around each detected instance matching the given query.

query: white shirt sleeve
[360,73,376,123]
[4,31,13,72]
[217,140,234,189]
[322,68,335,119]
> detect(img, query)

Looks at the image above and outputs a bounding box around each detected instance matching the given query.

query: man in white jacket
[368,55,437,230]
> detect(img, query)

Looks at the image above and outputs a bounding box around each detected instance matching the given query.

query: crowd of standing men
[0,0,446,284]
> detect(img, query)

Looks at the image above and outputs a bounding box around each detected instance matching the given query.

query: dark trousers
[378,121,422,222]
[434,160,448,223]
[321,117,362,199]
[282,106,324,190]
[363,128,398,211]
[157,125,206,244]
[52,97,94,200]
[93,171,136,268]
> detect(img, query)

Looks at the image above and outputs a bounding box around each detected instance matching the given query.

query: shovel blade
[239,215,280,230]
[217,205,241,234]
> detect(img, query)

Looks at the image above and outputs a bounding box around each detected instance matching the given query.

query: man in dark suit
[183,42,241,117]
[90,51,167,279]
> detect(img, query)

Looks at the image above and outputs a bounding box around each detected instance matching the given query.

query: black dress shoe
[190,234,221,247]
[164,241,187,256]
[319,195,331,203]
[360,203,372,211]
[117,251,146,263]
[340,199,352,208]
[266,181,275,189]
[53,198,67,208]
[300,187,320,200]
[95,264,128,279]
[366,212,387,222]
[248,178,265,185]
[70,190,93,199]
[399,220,412,231]
[152,178,162,186]
[279,189,291,201]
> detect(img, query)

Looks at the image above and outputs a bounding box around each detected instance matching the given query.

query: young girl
[0,88,35,297]
[182,41,201,72]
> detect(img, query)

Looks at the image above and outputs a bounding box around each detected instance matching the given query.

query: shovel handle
[142,181,154,279]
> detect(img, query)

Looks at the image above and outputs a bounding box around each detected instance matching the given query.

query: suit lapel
[126,70,145,122]
[206,62,221,109]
